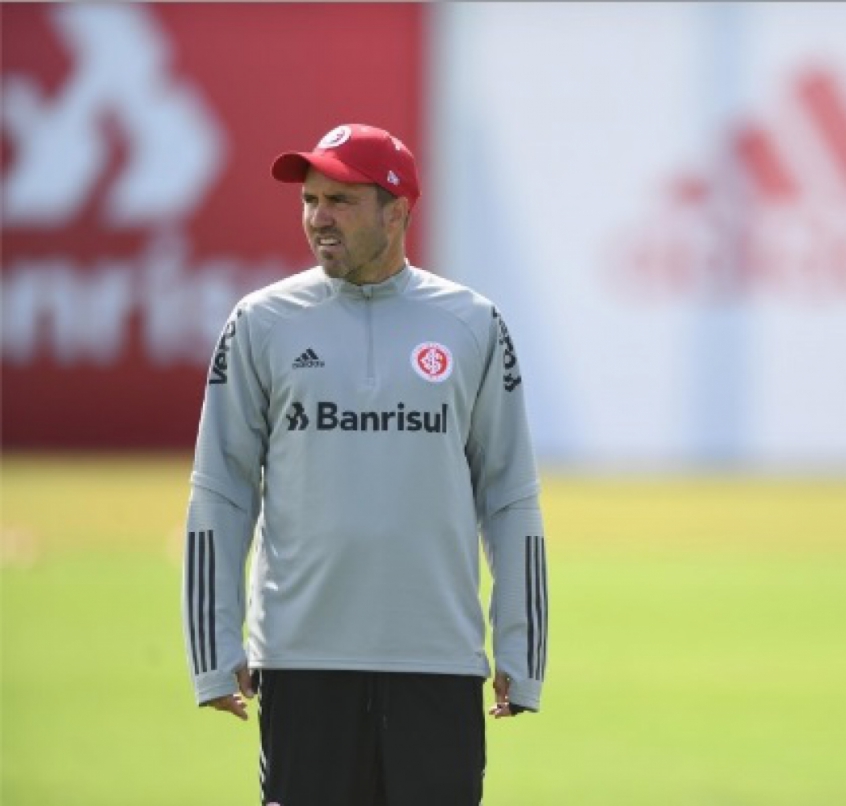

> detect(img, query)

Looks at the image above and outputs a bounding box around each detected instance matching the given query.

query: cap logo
[387,170,400,186]
[411,342,453,383]
[318,125,352,149]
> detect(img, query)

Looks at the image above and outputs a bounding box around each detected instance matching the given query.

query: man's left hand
[488,671,526,718]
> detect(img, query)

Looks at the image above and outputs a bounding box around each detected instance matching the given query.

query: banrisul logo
[3,4,224,227]
[285,401,449,434]
[285,402,309,431]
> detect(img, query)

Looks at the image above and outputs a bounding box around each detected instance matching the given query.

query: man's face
[301,168,395,284]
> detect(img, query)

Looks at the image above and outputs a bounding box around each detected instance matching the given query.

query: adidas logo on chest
[292,348,325,369]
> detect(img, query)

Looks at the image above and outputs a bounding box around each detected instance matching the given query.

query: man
[182,123,548,805]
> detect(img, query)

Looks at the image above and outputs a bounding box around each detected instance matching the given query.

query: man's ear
[390,197,411,230]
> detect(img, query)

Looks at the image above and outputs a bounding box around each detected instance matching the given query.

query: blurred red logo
[610,67,846,302]
[0,3,423,447]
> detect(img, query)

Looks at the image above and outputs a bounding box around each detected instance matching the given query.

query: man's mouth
[316,236,341,248]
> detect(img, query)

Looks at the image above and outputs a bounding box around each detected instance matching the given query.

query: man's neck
[343,251,407,286]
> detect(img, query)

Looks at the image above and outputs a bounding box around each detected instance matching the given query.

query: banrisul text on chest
[310,402,449,433]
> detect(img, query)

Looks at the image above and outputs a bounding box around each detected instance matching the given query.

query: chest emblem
[411,342,453,383]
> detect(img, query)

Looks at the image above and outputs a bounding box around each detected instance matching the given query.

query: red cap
[271,124,421,207]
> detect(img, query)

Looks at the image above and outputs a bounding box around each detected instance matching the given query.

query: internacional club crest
[411,342,453,383]
[318,125,352,149]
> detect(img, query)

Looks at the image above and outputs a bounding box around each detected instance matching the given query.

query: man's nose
[309,202,334,229]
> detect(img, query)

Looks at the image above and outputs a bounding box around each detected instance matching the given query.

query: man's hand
[202,666,255,721]
[488,670,519,718]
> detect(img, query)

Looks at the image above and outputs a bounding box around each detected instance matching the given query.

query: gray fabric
[182,265,548,710]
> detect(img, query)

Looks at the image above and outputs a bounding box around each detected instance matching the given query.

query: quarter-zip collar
[328,263,412,300]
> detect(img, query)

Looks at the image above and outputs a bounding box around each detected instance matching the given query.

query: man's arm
[467,307,549,716]
[181,301,269,712]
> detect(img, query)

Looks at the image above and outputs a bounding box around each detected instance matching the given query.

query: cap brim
[271,152,373,185]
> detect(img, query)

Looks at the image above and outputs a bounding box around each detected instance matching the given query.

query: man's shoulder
[406,266,495,319]
[237,266,331,322]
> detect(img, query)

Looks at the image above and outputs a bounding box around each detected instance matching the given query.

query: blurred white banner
[431,2,846,470]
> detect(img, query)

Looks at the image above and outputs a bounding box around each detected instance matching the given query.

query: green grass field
[2,454,845,805]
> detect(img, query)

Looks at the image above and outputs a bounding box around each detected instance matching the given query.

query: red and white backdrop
[1,3,425,448]
[4,3,846,470]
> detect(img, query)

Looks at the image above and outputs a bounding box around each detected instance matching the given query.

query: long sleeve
[467,307,548,711]
[181,300,269,705]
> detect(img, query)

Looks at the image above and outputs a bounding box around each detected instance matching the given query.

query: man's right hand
[202,666,255,721]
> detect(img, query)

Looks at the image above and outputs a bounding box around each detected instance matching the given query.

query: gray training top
[182,264,548,711]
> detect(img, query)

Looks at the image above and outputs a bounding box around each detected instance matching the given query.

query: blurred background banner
[431,2,846,471]
[3,2,845,470]
[1,2,424,448]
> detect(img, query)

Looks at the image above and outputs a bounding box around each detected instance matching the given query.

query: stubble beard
[316,232,391,285]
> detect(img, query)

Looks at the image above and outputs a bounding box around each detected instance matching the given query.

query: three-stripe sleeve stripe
[186,533,200,674]
[187,530,218,675]
[208,533,217,670]
[525,535,548,681]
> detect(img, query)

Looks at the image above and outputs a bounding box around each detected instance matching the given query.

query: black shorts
[254,669,486,806]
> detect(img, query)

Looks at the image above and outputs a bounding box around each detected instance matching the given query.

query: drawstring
[380,675,390,731]
[365,673,390,730]
[366,673,375,713]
